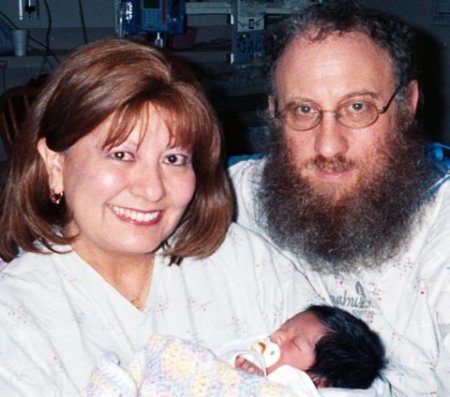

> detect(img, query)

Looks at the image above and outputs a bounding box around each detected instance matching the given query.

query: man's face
[260,32,429,272]
[273,32,413,204]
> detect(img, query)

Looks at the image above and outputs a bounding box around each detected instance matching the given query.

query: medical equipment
[115,0,185,38]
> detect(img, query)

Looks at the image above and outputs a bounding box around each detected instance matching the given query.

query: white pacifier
[250,338,281,368]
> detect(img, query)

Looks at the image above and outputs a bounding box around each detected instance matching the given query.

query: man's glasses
[274,87,402,131]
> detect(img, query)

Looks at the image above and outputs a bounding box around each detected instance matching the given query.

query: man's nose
[313,112,349,159]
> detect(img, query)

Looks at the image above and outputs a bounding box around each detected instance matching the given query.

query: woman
[0,39,319,395]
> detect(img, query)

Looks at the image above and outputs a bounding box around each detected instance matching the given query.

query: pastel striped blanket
[86,335,297,397]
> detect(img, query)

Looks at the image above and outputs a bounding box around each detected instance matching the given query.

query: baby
[234,305,386,390]
[86,305,386,396]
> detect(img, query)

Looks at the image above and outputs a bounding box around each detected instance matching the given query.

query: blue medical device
[118,0,185,36]
[427,142,450,168]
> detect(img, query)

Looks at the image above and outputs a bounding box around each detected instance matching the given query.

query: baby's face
[267,311,328,374]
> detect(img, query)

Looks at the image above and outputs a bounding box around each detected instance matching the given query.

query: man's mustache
[305,155,356,172]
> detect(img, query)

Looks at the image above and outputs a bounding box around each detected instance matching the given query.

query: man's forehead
[278,31,391,71]
[274,31,395,103]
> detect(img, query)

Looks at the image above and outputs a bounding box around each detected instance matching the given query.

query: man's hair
[0,39,233,263]
[305,305,386,389]
[267,0,417,102]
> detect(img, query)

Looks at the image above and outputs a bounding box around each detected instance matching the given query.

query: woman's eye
[110,151,134,161]
[164,153,190,166]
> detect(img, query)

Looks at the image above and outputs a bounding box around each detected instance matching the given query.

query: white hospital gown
[0,223,320,396]
[229,158,450,396]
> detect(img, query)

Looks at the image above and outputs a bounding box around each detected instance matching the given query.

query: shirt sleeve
[0,317,62,396]
[435,271,450,395]
[228,159,265,232]
[226,224,323,330]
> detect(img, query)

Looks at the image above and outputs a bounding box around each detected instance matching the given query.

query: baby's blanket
[86,335,298,397]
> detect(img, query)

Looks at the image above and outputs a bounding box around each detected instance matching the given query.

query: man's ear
[37,138,65,193]
[268,95,276,117]
[406,80,419,115]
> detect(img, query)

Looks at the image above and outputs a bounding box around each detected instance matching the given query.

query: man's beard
[258,111,434,274]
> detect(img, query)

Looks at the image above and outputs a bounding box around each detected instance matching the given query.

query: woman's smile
[108,204,163,225]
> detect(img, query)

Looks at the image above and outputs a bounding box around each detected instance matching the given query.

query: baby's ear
[310,373,328,389]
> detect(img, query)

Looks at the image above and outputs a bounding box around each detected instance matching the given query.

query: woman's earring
[49,189,64,205]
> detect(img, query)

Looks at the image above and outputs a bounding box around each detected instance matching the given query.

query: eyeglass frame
[273,86,403,131]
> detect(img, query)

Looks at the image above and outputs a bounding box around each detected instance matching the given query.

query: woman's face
[40,104,196,263]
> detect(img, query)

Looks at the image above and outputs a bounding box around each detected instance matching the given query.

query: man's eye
[348,101,369,113]
[164,153,190,166]
[295,104,314,115]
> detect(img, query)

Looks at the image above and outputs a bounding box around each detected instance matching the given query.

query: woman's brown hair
[0,38,233,263]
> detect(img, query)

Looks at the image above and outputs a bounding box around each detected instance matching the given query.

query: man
[230,1,450,396]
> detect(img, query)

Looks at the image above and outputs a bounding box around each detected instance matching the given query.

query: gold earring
[49,189,64,205]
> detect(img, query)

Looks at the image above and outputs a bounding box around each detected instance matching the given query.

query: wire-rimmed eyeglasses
[274,87,402,131]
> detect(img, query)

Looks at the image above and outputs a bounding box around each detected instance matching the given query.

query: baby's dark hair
[305,305,386,389]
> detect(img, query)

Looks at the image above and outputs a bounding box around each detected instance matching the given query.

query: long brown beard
[258,111,434,274]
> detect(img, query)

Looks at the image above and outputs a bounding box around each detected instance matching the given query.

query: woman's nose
[130,162,165,202]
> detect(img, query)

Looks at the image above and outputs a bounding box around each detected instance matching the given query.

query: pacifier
[250,338,281,368]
